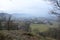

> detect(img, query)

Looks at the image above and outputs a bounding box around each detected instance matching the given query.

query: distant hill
[0,13,10,17]
[0,13,57,22]
[12,13,34,18]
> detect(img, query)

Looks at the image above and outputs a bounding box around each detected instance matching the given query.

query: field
[30,24,49,33]
[30,22,58,33]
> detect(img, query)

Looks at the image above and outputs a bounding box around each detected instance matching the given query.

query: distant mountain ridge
[12,13,33,18]
[0,13,57,22]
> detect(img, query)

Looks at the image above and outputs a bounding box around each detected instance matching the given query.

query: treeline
[0,13,32,33]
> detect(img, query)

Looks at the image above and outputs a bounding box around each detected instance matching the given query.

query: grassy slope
[30,24,49,32]
[30,23,57,40]
[30,22,58,32]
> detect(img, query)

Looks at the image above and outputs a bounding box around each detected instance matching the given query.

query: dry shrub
[0,33,13,40]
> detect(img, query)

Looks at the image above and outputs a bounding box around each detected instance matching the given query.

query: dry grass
[0,30,41,40]
[0,30,57,40]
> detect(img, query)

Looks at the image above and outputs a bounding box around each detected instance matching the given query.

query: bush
[0,33,13,40]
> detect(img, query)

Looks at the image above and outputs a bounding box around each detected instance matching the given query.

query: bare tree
[7,15,12,30]
[47,0,60,40]
[6,15,18,30]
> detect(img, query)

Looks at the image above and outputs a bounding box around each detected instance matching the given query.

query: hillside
[0,30,56,40]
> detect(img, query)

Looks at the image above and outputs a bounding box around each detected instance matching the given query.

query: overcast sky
[0,0,52,17]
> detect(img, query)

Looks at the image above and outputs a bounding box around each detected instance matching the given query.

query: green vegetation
[30,24,49,33]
